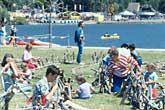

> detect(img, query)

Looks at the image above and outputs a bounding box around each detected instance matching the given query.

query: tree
[136,0,148,5]
[33,0,46,13]
[108,0,115,17]
[149,0,160,10]
[158,0,165,14]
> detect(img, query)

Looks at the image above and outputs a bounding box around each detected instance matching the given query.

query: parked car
[112,15,128,21]
[70,12,81,20]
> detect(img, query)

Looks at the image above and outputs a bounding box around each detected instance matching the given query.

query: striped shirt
[108,55,138,77]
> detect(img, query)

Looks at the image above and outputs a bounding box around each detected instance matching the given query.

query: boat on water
[6,40,28,45]
[29,39,60,47]
[5,36,61,47]
[101,33,120,40]
[5,37,29,45]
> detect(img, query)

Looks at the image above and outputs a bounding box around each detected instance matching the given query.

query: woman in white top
[23,44,39,69]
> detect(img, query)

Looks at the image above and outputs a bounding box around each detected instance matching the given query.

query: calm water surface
[6,24,165,49]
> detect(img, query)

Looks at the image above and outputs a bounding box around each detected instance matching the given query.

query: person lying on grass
[29,65,100,110]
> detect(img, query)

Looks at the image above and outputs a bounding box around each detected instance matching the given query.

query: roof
[127,3,140,12]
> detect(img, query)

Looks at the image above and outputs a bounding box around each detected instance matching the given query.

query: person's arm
[46,83,58,100]
[16,77,26,83]
[46,75,60,100]
[107,62,114,74]
[146,73,158,85]
[76,28,81,42]
[31,56,40,61]
[0,63,10,75]
[80,29,85,42]
[146,80,157,85]
[128,56,141,73]
[90,85,96,93]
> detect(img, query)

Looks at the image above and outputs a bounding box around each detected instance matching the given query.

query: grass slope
[0,46,164,110]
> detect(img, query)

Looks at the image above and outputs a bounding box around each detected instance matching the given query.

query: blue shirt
[75,27,84,44]
[32,76,49,108]
[2,68,15,91]
[0,30,3,36]
[144,71,158,88]
[77,82,92,99]
[103,54,111,66]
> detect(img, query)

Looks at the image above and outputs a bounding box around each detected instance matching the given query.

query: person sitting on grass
[21,62,32,84]
[29,65,100,110]
[1,53,32,110]
[73,75,95,99]
[22,43,40,69]
[143,63,159,99]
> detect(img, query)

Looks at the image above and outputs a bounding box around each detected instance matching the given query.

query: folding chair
[0,61,31,110]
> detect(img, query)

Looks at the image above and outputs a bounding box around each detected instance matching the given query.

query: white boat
[101,33,120,40]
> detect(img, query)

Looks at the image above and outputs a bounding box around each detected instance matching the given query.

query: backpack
[131,51,142,67]
[74,30,78,43]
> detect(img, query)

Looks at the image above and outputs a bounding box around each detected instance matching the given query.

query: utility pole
[48,0,52,48]
[94,0,96,12]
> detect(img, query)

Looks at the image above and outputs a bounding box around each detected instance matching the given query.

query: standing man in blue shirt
[75,21,85,64]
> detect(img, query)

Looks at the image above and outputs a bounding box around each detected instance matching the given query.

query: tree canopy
[1,0,165,16]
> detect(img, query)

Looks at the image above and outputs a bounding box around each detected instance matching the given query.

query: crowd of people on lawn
[0,17,163,110]
[0,43,100,110]
[0,42,163,110]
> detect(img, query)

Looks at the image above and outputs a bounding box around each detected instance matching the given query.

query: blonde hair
[146,63,157,70]
[108,47,119,57]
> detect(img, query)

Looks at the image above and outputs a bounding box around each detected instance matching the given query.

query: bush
[0,8,10,21]
[15,17,28,25]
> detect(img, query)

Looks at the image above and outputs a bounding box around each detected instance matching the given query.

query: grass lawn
[0,46,164,110]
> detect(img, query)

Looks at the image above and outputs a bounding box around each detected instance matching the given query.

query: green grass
[0,46,165,110]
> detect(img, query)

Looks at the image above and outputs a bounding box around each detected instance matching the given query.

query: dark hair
[121,43,128,48]
[46,65,60,76]
[21,62,27,68]
[25,43,32,50]
[78,21,83,27]
[76,75,86,83]
[1,53,14,67]
[129,44,136,50]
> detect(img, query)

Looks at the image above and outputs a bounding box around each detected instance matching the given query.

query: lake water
[6,23,165,49]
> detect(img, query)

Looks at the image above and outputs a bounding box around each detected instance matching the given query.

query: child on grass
[21,62,32,83]
[75,75,95,99]
[144,63,159,99]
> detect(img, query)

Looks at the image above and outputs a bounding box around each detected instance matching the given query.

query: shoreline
[85,19,165,24]
[29,19,165,25]
[36,46,165,51]
[1,45,165,51]
[102,19,165,24]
